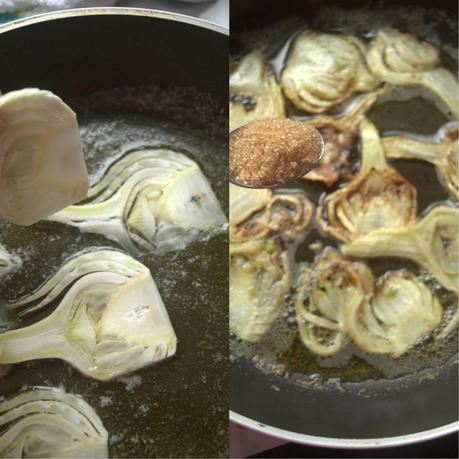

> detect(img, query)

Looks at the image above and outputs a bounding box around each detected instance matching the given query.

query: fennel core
[229,119,324,188]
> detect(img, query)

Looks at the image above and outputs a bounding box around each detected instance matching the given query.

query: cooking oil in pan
[0,86,228,458]
[230,8,458,389]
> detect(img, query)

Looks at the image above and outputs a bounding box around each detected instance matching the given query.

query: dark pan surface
[0,10,228,458]
[230,0,458,442]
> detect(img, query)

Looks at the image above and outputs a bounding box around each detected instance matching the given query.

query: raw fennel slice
[1,250,177,381]
[48,148,226,253]
[0,387,108,458]
[0,89,88,226]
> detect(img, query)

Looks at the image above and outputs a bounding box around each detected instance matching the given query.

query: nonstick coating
[230,0,458,445]
[0,9,228,458]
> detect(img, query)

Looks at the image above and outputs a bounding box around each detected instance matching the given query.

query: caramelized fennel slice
[230,240,290,342]
[317,119,417,243]
[230,52,285,131]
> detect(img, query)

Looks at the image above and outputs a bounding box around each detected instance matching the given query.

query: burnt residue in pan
[0,86,228,458]
[230,4,458,390]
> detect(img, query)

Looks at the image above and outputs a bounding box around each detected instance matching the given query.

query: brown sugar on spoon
[230,119,323,187]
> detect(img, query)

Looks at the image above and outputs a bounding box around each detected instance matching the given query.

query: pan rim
[0,6,228,36]
[230,411,458,449]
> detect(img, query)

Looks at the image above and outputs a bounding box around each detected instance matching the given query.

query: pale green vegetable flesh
[281,32,378,113]
[229,189,313,341]
[305,91,381,187]
[346,272,443,357]
[0,387,108,458]
[343,205,458,293]
[0,250,177,381]
[343,206,458,339]
[230,240,290,342]
[367,29,459,117]
[296,249,444,357]
[231,191,314,244]
[317,119,417,242]
[383,123,458,200]
[295,249,364,356]
[0,89,89,226]
[229,52,285,131]
[229,184,272,230]
[48,149,226,254]
[0,244,21,280]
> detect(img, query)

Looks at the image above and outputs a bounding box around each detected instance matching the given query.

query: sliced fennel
[296,249,444,357]
[230,52,285,131]
[295,248,367,356]
[317,119,417,242]
[383,123,458,200]
[0,244,22,280]
[343,205,458,293]
[0,250,177,381]
[367,29,459,117]
[346,271,442,357]
[229,184,272,229]
[0,387,108,458]
[48,149,226,254]
[281,31,378,113]
[0,89,88,226]
[305,92,381,187]
[230,240,290,342]
[230,190,313,243]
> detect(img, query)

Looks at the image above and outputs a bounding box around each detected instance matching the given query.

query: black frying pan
[0,9,228,458]
[230,0,458,447]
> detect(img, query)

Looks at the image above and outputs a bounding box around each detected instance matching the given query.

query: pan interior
[230,0,458,439]
[0,85,228,458]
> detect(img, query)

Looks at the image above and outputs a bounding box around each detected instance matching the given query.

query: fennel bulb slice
[383,123,458,200]
[367,29,459,117]
[281,31,378,113]
[48,149,226,254]
[1,250,177,381]
[0,89,88,226]
[230,240,290,342]
[230,52,285,131]
[0,387,108,458]
[317,119,417,243]
[346,271,443,357]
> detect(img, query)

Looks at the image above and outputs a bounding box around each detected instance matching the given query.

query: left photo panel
[0,3,229,458]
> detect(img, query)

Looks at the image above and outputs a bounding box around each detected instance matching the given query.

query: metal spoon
[229,119,324,189]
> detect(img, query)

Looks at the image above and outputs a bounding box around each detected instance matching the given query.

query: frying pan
[230,0,458,448]
[0,8,228,458]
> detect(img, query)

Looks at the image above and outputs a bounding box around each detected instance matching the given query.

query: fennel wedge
[295,248,369,356]
[281,31,378,113]
[231,192,313,244]
[383,123,458,200]
[343,205,458,294]
[346,271,443,357]
[367,29,459,117]
[0,388,108,458]
[317,119,417,242]
[230,240,290,342]
[305,92,381,187]
[0,89,88,226]
[0,250,177,381]
[48,149,226,254]
[230,52,285,131]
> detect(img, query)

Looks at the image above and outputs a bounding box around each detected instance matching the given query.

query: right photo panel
[229,0,459,457]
